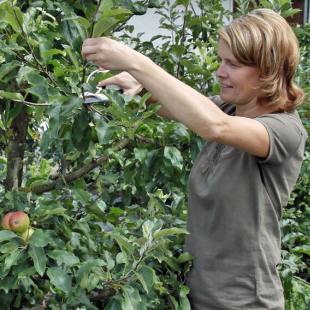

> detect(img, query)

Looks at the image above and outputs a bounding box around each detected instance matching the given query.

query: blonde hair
[218,8,304,112]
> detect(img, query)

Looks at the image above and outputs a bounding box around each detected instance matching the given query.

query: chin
[220,93,234,105]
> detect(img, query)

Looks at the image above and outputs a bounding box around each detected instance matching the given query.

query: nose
[216,63,228,79]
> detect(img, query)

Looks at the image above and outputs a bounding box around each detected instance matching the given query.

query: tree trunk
[5,104,29,191]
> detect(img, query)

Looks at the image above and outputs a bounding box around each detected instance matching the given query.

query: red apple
[1,212,15,230]
[19,227,34,245]
[9,211,30,233]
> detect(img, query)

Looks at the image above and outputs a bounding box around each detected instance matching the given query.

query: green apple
[38,279,51,293]
[9,211,30,233]
[34,289,44,304]
[66,241,74,253]
[1,212,14,230]
[19,227,34,245]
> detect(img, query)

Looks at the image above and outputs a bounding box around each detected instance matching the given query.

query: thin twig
[11,3,59,88]
[81,0,103,106]
[176,5,188,79]
[0,96,52,106]
[135,134,163,147]
[294,276,310,286]
[89,0,103,39]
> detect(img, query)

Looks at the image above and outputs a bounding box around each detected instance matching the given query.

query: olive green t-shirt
[184,96,307,310]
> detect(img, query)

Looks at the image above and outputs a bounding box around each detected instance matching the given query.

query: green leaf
[177,0,190,6]
[0,276,14,294]
[73,178,87,190]
[47,250,80,266]
[86,201,107,219]
[0,230,17,242]
[29,84,49,102]
[136,266,155,293]
[163,257,179,271]
[73,220,91,237]
[105,298,122,310]
[44,49,65,58]
[104,251,116,271]
[122,284,147,310]
[4,250,21,270]
[179,284,190,298]
[61,20,82,51]
[142,219,162,240]
[63,44,81,71]
[28,244,47,276]
[47,267,72,293]
[134,148,148,161]
[33,205,66,218]
[102,8,133,19]
[93,17,120,37]
[72,188,91,204]
[0,62,20,80]
[170,45,185,57]
[87,273,100,292]
[0,242,18,254]
[175,252,194,264]
[281,8,301,18]
[292,245,310,256]
[0,91,23,101]
[28,229,51,247]
[116,252,126,264]
[154,227,188,240]
[164,146,183,171]
[18,267,36,279]
[71,123,92,153]
[75,259,105,289]
[60,94,83,115]
[110,233,134,255]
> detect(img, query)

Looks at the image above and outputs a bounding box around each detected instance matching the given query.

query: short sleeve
[256,111,307,165]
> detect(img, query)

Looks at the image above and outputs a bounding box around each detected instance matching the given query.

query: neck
[236,103,279,118]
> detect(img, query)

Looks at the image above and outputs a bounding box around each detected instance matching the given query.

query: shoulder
[255,110,307,163]
[256,110,307,137]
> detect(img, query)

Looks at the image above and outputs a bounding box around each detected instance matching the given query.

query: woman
[82,8,307,309]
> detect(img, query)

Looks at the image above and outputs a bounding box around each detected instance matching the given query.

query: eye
[230,62,240,67]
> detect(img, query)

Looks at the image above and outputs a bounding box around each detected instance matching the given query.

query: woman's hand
[81,37,140,72]
[97,72,143,96]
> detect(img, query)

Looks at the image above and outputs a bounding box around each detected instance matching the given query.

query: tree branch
[176,5,188,79]
[0,96,52,106]
[87,288,116,303]
[134,134,163,147]
[31,137,131,195]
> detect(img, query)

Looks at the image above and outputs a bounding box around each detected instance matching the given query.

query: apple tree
[0,0,309,309]
[0,0,216,308]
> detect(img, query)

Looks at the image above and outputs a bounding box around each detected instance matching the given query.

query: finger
[83,53,97,62]
[81,47,96,59]
[97,76,118,87]
[82,38,98,47]
[98,68,110,73]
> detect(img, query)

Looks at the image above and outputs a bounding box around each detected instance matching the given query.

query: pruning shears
[82,69,123,105]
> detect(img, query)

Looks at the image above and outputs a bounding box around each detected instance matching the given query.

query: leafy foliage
[0,0,309,309]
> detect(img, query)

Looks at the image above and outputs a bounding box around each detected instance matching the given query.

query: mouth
[221,83,233,89]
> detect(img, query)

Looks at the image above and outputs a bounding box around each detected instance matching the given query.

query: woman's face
[216,39,261,107]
